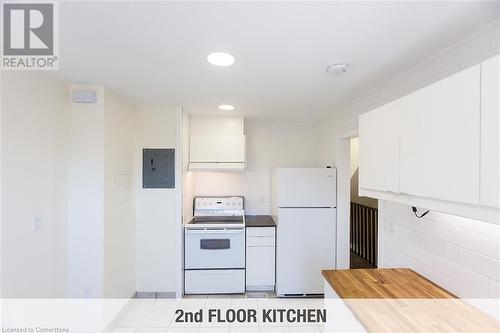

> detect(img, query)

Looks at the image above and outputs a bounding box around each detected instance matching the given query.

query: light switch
[32,216,42,232]
[388,221,396,235]
[83,288,91,298]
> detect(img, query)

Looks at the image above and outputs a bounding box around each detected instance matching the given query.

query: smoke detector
[326,63,349,75]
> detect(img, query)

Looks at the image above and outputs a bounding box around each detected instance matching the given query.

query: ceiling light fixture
[207,52,235,67]
[326,63,349,75]
[218,104,235,111]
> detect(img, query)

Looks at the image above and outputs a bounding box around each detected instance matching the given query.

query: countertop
[245,215,276,227]
[322,268,455,299]
[322,268,500,332]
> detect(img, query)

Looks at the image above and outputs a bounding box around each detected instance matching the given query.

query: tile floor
[109,294,325,333]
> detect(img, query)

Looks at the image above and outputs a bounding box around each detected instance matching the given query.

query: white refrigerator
[272,168,336,296]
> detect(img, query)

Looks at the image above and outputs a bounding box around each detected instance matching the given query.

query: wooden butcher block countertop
[322,268,500,332]
[322,268,455,299]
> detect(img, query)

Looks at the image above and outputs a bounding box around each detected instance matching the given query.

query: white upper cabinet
[189,135,246,163]
[480,55,500,208]
[399,65,481,204]
[359,99,401,193]
[359,58,500,221]
[188,116,246,171]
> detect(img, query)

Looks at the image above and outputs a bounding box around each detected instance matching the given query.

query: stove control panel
[194,196,244,210]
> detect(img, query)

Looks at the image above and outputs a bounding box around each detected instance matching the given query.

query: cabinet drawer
[246,227,275,237]
[185,269,245,294]
[247,236,275,247]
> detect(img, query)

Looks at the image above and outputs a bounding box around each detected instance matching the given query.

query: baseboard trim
[245,286,275,292]
[134,291,176,299]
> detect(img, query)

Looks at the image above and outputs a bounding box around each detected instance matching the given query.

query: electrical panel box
[142,149,175,188]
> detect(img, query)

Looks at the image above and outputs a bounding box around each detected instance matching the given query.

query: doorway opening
[335,130,379,269]
[349,137,378,269]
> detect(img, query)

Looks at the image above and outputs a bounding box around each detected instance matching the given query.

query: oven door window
[200,239,230,250]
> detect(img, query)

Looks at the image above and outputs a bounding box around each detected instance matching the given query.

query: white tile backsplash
[457,284,485,299]
[383,244,411,268]
[432,255,489,296]
[382,201,500,298]
[488,279,500,298]
[410,259,460,295]
[429,211,500,238]
[434,223,500,260]
[413,232,459,263]
[458,249,500,281]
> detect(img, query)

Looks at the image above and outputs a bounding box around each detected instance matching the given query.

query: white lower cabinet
[323,281,366,332]
[246,227,275,291]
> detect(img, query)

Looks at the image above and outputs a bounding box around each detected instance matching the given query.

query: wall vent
[72,90,97,104]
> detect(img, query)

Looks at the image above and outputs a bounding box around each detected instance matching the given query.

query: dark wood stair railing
[350,202,378,267]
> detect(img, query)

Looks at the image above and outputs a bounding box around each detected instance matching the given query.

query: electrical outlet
[32,216,42,232]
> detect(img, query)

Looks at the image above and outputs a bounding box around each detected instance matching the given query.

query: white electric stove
[184,196,246,294]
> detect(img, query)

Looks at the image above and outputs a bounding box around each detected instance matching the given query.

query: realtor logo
[1,1,59,70]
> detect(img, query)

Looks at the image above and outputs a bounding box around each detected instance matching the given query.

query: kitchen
[1,1,499,332]
[181,115,335,296]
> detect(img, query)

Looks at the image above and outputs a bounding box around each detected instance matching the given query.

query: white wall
[192,120,320,214]
[182,113,194,223]
[135,106,179,294]
[2,75,137,298]
[67,85,105,298]
[382,201,500,298]
[103,88,136,298]
[349,138,377,209]
[317,20,500,297]
[1,70,3,296]
[349,138,359,177]
[68,85,137,298]
[1,71,68,297]
[2,74,178,297]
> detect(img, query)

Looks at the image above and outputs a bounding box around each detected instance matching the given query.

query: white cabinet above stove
[188,116,246,171]
[189,134,246,170]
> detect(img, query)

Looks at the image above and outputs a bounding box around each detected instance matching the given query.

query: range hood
[188,115,246,172]
[188,161,245,172]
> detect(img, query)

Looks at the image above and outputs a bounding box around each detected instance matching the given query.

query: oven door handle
[185,229,244,234]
